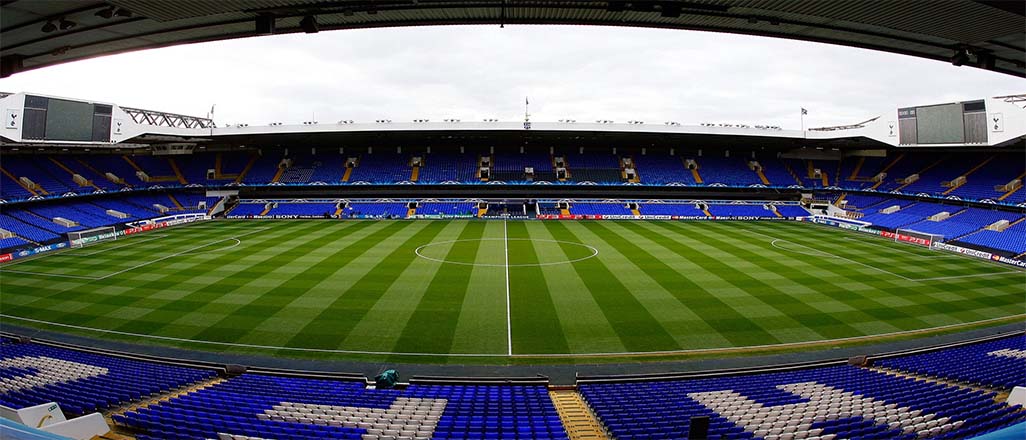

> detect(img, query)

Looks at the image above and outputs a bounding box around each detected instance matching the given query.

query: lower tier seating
[876,335,1025,389]
[117,375,567,440]
[581,363,1025,440]
[0,342,217,416]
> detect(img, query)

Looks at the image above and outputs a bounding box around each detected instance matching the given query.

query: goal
[68,226,117,248]
[893,228,944,247]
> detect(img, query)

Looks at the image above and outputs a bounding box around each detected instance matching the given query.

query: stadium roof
[2,1,1024,78]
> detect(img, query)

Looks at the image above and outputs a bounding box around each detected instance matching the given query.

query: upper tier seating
[348,154,410,184]
[0,213,64,243]
[842,194,889,210]
[698,156,762,186]
[757,158,800,187]
[956,220,1026,254]
[561,154,622,183]
[2,151,1024,208]
[904,208,1022,240]
[876,335,1025,389]
[634,155,693,185]
[116,374,567,440]
[419,153,478,183]
[491,153,554,182]
[0,341,217,417]
[581,363,1026,440]
[860,203,955,230]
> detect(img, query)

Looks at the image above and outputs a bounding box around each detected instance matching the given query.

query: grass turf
[0,219,1022,363]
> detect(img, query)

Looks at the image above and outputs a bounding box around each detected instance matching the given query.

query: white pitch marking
[414,238,598,267]
[504,218,512,356]
[841,236,949,259]
[1,313,1021,358]
[67,234,169,256]
[771,238,1022,282]
[0,228,268,280]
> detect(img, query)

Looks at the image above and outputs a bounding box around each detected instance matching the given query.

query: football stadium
[1,1,1025,440]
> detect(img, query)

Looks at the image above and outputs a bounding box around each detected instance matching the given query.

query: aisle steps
[549,389,607,440]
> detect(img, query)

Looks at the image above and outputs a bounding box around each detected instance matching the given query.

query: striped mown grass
[1,219,1021,363]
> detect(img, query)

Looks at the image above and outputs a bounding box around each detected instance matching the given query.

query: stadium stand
[492,153,555,182]
[876,335,1025,390]
[0,341,217,416]
[419,153,478,183]
[580,364,1025,440]
[570,203,633,216]
[955,220,1026,255]
[228,203,267,218]
[0,151,1023,204]
[344,203,410,218]
[633,154,693,185]
[348,154,412,184]
[698,156,763,186]
[416,202,477,217]
[115,375,568,440]
[561,153,623,183]
[903,208,1022,240]
[708,204,776,218]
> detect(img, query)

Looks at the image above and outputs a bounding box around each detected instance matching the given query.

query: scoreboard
[21,95,112,142]
[898,100,987,145]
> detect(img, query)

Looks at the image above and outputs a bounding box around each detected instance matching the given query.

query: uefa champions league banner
[932,242,1026,268]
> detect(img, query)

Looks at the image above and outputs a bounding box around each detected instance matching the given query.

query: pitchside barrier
[0,214,209,263]
[536,214,802,220]
[810,215,1026,268]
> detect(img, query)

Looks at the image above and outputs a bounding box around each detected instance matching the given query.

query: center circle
[414,238,599,267]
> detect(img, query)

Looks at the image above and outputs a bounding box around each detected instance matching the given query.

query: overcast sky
[1,25,1023,129]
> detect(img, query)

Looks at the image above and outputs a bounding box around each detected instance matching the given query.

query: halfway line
[504,218,512,356]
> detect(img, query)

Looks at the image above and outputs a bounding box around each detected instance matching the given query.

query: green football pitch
[1,219,1022,363]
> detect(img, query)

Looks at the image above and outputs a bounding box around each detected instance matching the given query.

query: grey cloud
[1,25,1022,129]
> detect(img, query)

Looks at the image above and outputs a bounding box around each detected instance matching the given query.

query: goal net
[894,229,944,247]
[68,226,117,248]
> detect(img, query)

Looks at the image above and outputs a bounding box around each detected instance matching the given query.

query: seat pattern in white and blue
[580,365,1026,440]
[877,335,1026,390]
[0,342,217,416]
[117,374,567,440]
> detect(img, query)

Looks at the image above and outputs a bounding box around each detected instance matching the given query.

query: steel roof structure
[2,1,1024,78]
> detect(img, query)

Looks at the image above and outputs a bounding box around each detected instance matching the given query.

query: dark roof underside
[2,0,1024,78]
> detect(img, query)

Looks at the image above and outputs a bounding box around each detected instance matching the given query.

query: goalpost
[894,228,944,247]
[68,226,117,248]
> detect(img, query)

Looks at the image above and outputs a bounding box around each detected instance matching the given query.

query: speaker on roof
[688,416,710,439]
[255,14,276,35]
